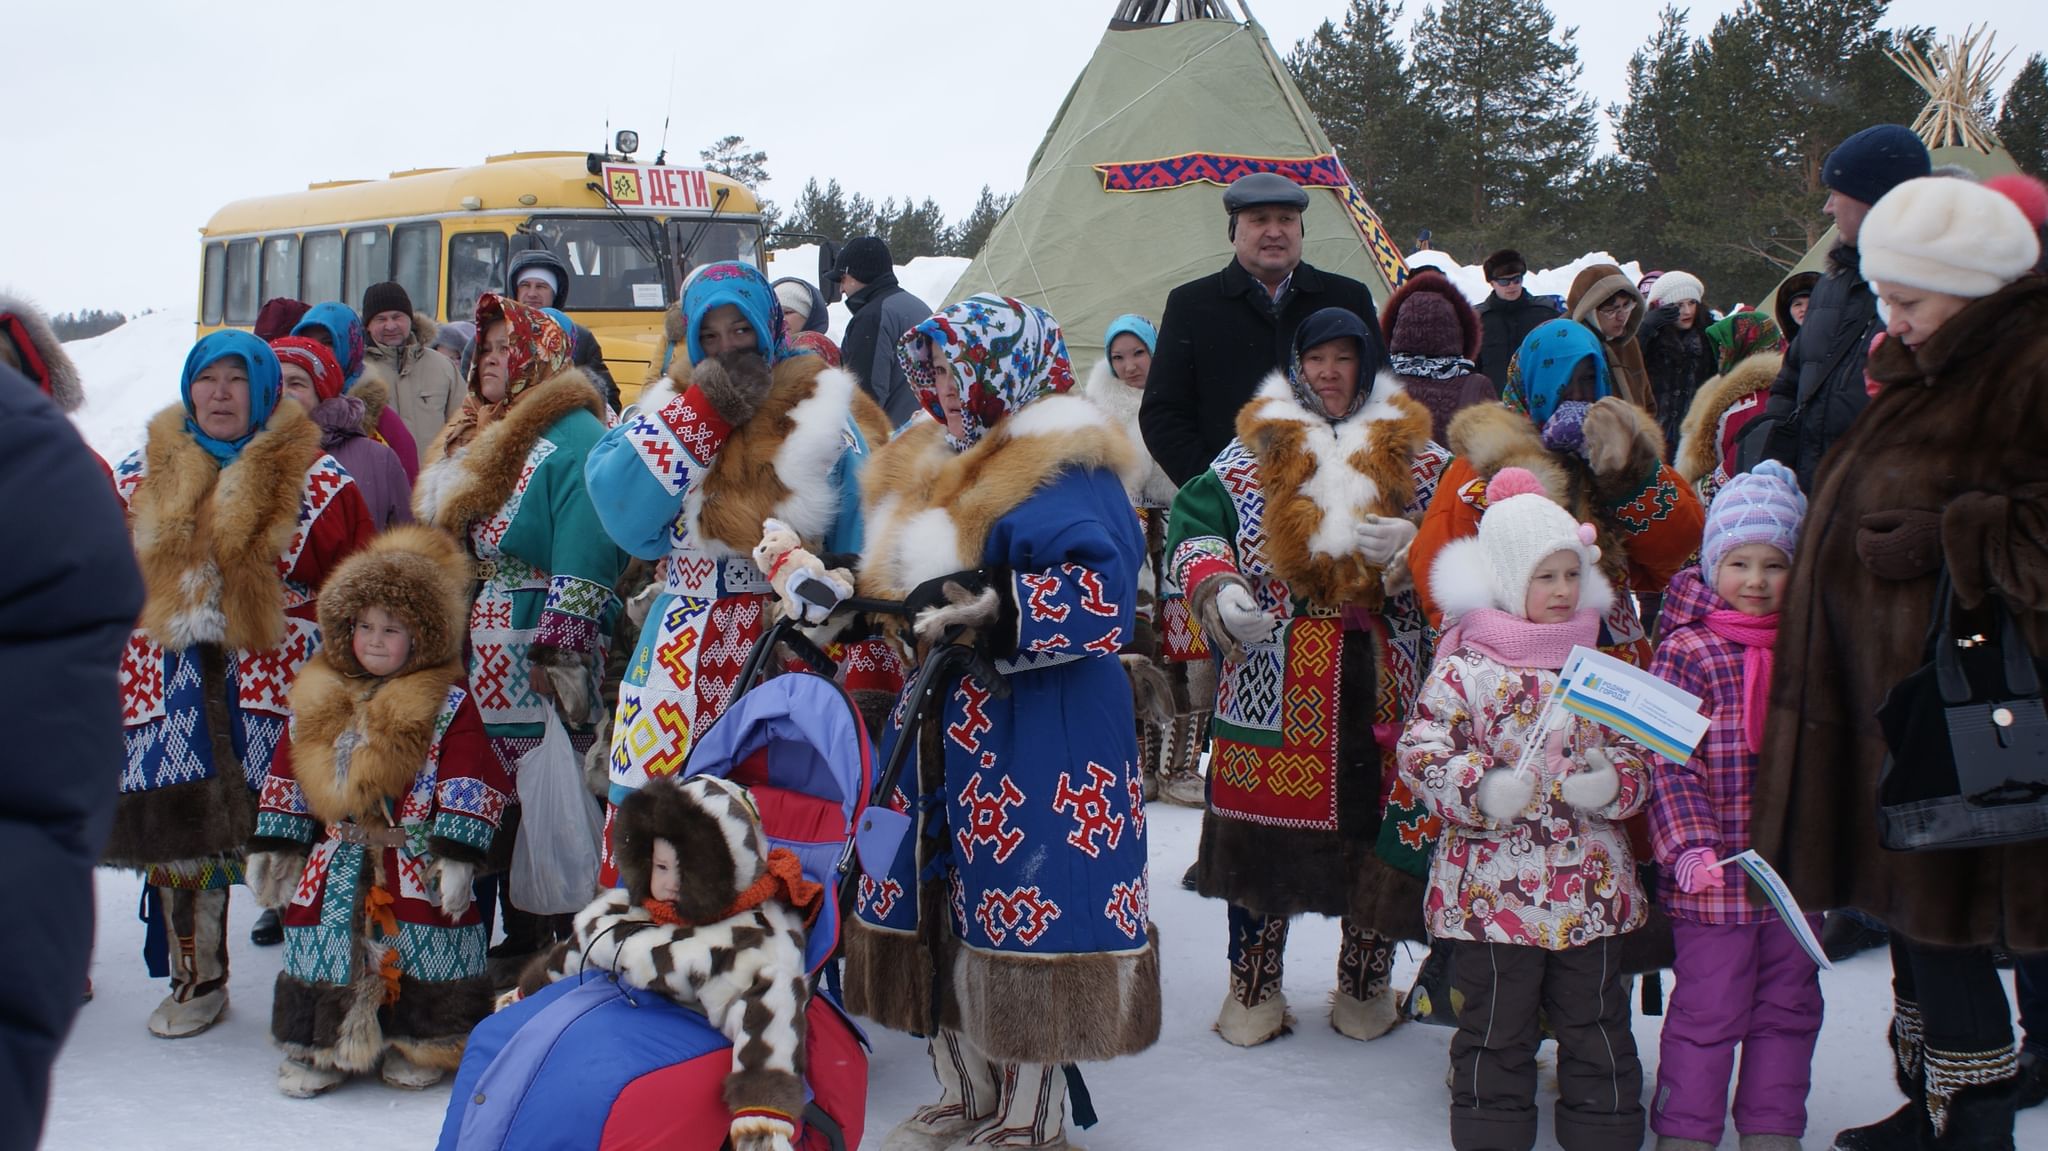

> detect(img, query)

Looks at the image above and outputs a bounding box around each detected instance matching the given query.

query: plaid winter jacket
[1645,569,1774,924]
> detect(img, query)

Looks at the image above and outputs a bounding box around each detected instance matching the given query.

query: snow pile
[1408,249,1645,308]
[47,807,2047,1150]
[765,243,969,342]
[66,307,199,465]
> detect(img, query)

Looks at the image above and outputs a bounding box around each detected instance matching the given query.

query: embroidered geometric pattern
[432,807,500,855]
[1218,645,1284,731]
[1212,616,1343,831]
[1105,879,1146,941]
[696,595,764,721]
[472,440,557,555]
[256,809,315,844]
[657,390,731,465]
[279,457,353,573]
[622,408,692,496]
[975,887,1062,948]
[955,772,1027,865]
[120,634,166,724]
[237,619,319,716]
[546,574,612,620]
[260,771,310,816]
[145,855,245,891]
[395,921,489,984]
[533,609,599,655]
[1050,762,1126,858]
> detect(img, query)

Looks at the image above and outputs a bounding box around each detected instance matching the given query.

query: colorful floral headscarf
[290,301,368,389]
[681,261,791,367]
[788,330,841,367]
[898,294,1074,451]
[1706,311,1784,376]
[181,330,282,463]
[436,293,575,455]
[269,336,345,403]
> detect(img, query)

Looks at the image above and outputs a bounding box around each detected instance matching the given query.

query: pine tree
[2000,53,2048,177]
[1407,0,1598,261]
[948,186,1015,259]
[700,135,780,232]
[884,197,951,261]
[1286,1,1431,242]
[781,178,854,246]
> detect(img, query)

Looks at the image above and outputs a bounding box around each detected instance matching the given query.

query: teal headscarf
[681,262,792,367]
[1504,318,1610,426]
[181,330,282,463]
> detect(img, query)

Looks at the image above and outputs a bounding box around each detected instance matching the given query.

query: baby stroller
[436,619,878,1151]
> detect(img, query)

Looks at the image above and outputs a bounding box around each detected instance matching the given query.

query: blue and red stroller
[436,625,877,1151]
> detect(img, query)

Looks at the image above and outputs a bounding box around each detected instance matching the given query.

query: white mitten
[433,858,477,918]
[1559,747,1621,811]
[245,850,304,911]
[1355,514,1419,566]
[1214,582,1278,647]
[1476,768,1538,823]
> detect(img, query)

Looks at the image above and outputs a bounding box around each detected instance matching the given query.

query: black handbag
[1876,569,2048,851]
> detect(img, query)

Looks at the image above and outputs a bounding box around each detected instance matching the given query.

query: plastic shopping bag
[510,711,604,915]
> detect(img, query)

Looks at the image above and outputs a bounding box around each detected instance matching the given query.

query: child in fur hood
[1645,460,1819,1151]
[246,526,511,1097]
[518,774,822,1151]
[1398,466,1652,1151]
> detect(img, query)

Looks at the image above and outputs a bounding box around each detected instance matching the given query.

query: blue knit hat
[1702,460,1806,583]
[1822,124,1932,208]
[1104,313,1157,356]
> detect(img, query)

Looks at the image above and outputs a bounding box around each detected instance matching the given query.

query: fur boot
[148,886,230,1038]
[1329,988,1400,1042]
[276,1057,347,1099]
[1215,989,1290,1047]
[882,1030,1001,1151]
[380,1047,447,1090]
[950,1063,1071,1149]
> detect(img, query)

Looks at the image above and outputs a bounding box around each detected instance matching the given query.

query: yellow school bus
[196,150,766,398]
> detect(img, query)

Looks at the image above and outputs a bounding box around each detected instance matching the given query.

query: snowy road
[44,803,2046,1149]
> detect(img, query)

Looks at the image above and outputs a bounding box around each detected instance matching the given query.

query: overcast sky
[2,0,2040,314]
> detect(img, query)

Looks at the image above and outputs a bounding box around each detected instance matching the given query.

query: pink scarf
[1440,607,1601,672]
[1703,609,1779,754]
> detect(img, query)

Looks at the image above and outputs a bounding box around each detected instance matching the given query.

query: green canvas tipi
[945,0,1411,377]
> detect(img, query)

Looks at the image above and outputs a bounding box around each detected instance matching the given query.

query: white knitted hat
[1860,177,2042,299]
[774,280,813,323]
[1646,270,1705,308]
[1429,468,1613,621]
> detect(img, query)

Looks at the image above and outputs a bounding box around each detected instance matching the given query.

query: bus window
[202,242,226,326]
[303,231,343,303]
[344,227,390,310]
[665,220,762,293]
[447,232,506,324]
[262,235,300,304]
[225,238,261,325]
[529,217,666,310]
[393,222,442,317]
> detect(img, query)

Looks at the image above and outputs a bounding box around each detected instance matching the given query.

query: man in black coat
[1738,124,1930,492]
[1141,173,1380,486]
[833,235,932,428]
[1473,249,1559,386]
[0,364,144,1151]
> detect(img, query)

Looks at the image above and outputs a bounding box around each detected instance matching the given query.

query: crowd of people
[7,116,2048,1151]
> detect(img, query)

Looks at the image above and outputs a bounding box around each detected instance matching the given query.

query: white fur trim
[1003,392,1112,440]
[769,366,860,542]
[893,506,968,592]
[1246,370,1413,557]
[411,450,468,526]
[1083,360,1179,508]
[1428,537,1497,624]
[1578,564,1617,619]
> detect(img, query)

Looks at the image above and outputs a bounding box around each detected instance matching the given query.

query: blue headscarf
[290,302,367,390]
[181,330,282,463]
[1506,318,1610,427]
[1103,313,1157,356]
[682,262,792,367]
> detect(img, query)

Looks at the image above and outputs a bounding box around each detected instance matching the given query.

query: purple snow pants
[1652,916,1825,1144]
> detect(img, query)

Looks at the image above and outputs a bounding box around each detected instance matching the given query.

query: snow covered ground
[45,802,2046,1150]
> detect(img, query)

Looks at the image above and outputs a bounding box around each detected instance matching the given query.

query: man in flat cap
[1140,172,1381,486]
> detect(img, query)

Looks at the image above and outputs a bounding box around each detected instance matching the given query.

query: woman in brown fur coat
[1752,175,2048,1151]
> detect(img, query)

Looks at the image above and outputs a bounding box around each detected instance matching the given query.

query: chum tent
[944,0,1412,378]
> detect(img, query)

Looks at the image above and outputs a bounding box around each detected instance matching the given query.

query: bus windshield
[528,216,668,311]
[667,220,761,294]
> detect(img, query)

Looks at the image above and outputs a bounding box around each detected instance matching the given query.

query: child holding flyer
[1399,466,1651,1151]
[1645,460,1820,1151]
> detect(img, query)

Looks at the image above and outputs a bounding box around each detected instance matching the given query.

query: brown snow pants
[1448,937,1645,1151]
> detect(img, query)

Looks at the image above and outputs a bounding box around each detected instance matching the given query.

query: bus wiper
[583,180,663,269]
[674,186,732,273]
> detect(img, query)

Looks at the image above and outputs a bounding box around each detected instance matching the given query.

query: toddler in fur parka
[1397,466,1651,1151]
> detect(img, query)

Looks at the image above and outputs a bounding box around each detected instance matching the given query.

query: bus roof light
[460,195,483,211]
[616,130,639,156]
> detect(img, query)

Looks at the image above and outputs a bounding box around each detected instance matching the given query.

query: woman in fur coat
[1751,176,2048,1151]
[106,331,375,1038]
[413,294,626,958]
[584,262,893,855]
[1410,318,1704,669]
[845,295,1159,1151]
[247,525,510,1096]
[1166,307,1450,1047]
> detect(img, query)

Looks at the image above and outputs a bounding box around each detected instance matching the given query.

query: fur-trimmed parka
[1165,371,1449,929]
[251,525,509,1074]
[1081,359,1179,509]
[1673,351,1781,509]
[106,399,375,874]
[842,395,1162,1066]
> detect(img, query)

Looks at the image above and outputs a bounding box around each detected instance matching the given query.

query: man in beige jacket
[361,281,464,461]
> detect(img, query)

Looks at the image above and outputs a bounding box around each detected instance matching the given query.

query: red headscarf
[269,336,346,402]
[437,293,574,455]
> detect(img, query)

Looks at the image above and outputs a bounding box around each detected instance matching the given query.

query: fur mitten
[1476,768,1537,823]
[246,850,307,911]
[1582,397,1663,477]
[1559,748,1621,811]
[1122,654,1175,728]
[692,351,774,426]
[911,581,1000,648]
[432,858,476,918]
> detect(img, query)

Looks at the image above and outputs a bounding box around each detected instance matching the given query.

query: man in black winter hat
[1140,172,1379,487]
[832,235,929,426]
[1473,248,1557,385]
[1737,123,1930,492]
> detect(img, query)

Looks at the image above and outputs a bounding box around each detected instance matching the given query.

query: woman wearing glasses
[1565,262,1656,412]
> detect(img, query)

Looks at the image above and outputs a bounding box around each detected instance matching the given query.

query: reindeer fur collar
[413,369,604,532]
[857,396,1133,598]
[352,370,394,438]
[131,399,323,652]
[1236,370,1432,608]
[286,656,466,827]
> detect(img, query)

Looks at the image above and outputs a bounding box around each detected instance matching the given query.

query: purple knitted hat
[1389,291,1466,358]
[1702,460,1806,582]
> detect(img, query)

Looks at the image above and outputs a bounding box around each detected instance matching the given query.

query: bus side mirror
[818,239,842,305]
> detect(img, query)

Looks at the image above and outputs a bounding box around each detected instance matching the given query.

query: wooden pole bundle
[1889,24,2012,153]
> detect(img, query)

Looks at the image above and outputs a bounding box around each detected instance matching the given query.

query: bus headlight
[615,130,639,157]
